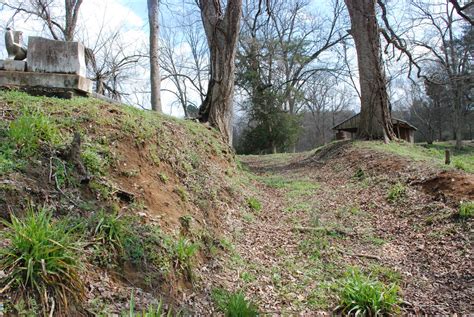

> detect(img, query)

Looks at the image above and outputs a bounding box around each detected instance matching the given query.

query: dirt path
[187,143,473,315]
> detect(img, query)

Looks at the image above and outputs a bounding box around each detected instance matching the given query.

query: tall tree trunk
[198,0,242,144]
[148,0,162,112]
[345,0,396,141]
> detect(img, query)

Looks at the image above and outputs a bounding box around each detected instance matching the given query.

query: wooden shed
[333,113,417,143]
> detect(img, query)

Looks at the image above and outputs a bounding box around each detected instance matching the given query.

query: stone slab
[27,37,87,76]
[1,60,26,72]
[0,70,92,93]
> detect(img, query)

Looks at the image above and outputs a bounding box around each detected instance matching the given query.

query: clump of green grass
[284,202,312,213]
[90,210,128,254]
[240,271,256,283]
[387,182,407,202]
[0,207,84,311]
[211,288,259,317]
[337,268,400,316]
[173,237,199,280]
[246,197,262,213]
[459,201,474,219]
[8,111,61,156]
[88,210,147,268]
[0,145,20,175]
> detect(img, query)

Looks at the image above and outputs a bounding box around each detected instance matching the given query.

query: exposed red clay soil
[417,170,474,202]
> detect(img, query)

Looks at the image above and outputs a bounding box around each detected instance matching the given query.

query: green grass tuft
[173,237,199,280]
[211,288,259,317]
[387,182,407,203]
[459,201,474,219]
[246,197,262,213]
[91,210,128,254]
[8,111,61,156]
[0,206,84,311]
[337,268,400,316]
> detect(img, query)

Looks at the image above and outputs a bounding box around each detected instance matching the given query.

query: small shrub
[211,288,259,317]
[387,182,407,202]
[337,269,400,316]
[0,207,84,311]
[459,201,474,219]
[246,197,262,213]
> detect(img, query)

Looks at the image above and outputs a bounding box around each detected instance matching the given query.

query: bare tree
[344,0,396,141]
[159,19,209,117]
[84,26,145,101]
[448,0,474,25]
[408,0,472,148]
[198,0,243,143]
[148,0,162,112]
[3,0,83,41]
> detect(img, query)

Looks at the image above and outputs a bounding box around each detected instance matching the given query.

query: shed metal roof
[332,113,417,131]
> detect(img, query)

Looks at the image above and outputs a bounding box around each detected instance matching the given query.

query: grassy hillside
[0,91,247,315]
[358,141,474,173]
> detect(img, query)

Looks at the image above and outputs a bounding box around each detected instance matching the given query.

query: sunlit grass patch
[260,175,319,198]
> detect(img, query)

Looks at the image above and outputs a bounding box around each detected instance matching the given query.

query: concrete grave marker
[27,37,87,77]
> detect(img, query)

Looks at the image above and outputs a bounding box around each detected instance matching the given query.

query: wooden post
[445,149,451,165]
